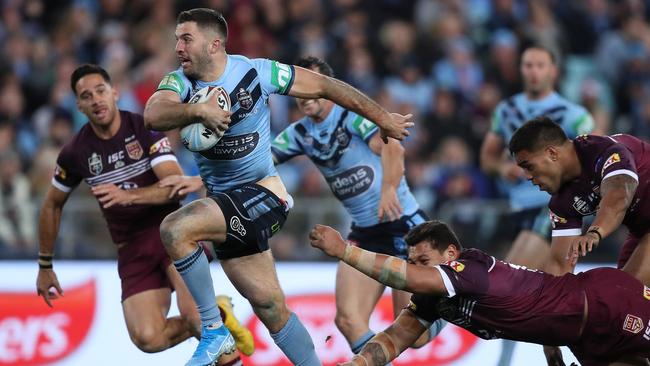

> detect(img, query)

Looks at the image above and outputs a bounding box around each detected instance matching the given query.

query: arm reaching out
[340,310,427,366]
[309,225,448,295]
[288,67,413,142]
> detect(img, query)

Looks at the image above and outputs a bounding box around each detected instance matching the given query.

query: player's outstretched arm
[36,186,70,307]
[288,67,413,142]
[340,309,427,366]
[309,225,448,295]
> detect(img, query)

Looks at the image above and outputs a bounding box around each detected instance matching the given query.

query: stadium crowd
[1,0,649,261]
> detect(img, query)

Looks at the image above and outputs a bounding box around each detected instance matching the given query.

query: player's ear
[444,244,459,261]
[545,145,559,162]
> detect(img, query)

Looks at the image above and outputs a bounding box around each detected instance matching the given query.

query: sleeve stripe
[51,178,72,193]
[282,65,296,95]
[150,155,178,167]
[552,228,583,237]
[488,256,496,272]
[603,169,638,182]
[434,265,456,297]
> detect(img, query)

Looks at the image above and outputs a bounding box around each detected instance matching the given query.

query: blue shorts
[210,184,289,260]
[347,210,429,259]
[510,206,552,241]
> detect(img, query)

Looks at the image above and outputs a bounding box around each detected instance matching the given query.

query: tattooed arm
[568,174,638,261]
[343,310,427,366]
[309,225,449,295]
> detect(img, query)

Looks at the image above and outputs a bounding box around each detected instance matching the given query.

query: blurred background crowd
[1,0,649,261]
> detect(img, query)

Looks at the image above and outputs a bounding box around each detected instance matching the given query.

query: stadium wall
[0,262,604,365]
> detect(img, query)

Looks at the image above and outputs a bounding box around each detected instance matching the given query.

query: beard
[183,47,212,80]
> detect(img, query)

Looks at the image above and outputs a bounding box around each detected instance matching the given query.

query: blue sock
[428,319,448,342]
[173,246,222,327]
[270,313,321,366]
[350,330,375,354]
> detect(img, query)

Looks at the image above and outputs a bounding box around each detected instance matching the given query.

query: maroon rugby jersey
[52,110,180,243]
[407,249,586,345]
[548,134,650,238]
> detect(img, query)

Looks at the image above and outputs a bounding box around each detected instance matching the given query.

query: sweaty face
[520,49,556,97]
[514,148,562,194]
[75,74,118,128]
[407,241,449,267]
[175,21,214,79]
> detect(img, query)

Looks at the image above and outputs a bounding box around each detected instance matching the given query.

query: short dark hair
[508,116,569,154]
[177,8,228,40]
[405,220,463,252]
[296,56,334,77]
[70,64,111,95]
[522,45,557,64]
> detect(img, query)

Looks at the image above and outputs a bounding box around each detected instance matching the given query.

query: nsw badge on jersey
[236,87,254,110]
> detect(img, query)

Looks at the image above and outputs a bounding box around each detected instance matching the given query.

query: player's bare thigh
[505,230,550,270]
[160,198,227,258]
[220,250,290,333]
[256,175,290,202]
[621,232,650,286]
[335,261,385,342]
[122,288,172,346]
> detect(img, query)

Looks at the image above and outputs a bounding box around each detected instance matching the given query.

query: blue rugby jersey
[491,92,594,209]
[272,104,419,227]
[157,54,295,194]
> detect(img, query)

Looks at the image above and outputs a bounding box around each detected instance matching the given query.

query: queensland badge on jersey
[549,210,567,228]
[644,286,650,301]
[54,164,66,180]
[444,260,465,273]
[126,140,143,160]
[623,314,644,334]
[601,153,621,176]
[88,152,103,175]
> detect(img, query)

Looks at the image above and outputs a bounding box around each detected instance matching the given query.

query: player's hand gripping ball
[180,85,231,152]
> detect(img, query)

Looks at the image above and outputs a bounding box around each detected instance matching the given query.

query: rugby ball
[180,86,231,152]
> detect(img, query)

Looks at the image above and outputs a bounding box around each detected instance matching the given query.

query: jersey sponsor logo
[88,152,103,175]
[108,150,125,167]
[270,61,292,94]
[548,210,567,228]
[245,293,478,365]
[236,87,254,110]
[572,194,598,215]
[644,286,650,301]
[623,314,644,334]
[351,115,377,140]
[54,164,66,180]
[158,73,184,94]
[444,260,465,273]
[119,181,138,190]
[198,132,259,160]
[0,280,96,365]
[229,216,247,237]
[601,153,621,176]
[325,166,374,200]
[125,141,143,160]
[149,137,172,155]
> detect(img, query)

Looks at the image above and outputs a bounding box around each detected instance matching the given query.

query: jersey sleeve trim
[602,169,639,182]
[487,256,496,272]
[150,155,178,167]
[51,178,73,193]
[551,228,582,237]
[434,265,456,297]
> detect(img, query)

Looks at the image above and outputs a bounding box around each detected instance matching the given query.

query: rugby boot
[185,323,236,366]
[217,295,255,356]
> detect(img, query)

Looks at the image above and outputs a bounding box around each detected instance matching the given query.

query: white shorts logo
[230,216,247,237]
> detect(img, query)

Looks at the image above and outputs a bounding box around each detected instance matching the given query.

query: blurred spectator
[0,149,36,253]
[432,37,484,102]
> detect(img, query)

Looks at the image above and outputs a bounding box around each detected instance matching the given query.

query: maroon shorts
[617,233,640,269]
[117,225,172,301]
[570,268,650,365]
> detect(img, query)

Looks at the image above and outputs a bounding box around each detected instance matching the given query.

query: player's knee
[249,293,289,329]
[160,212,181,248]
[335,311,362,336]
[130,327,164,353]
